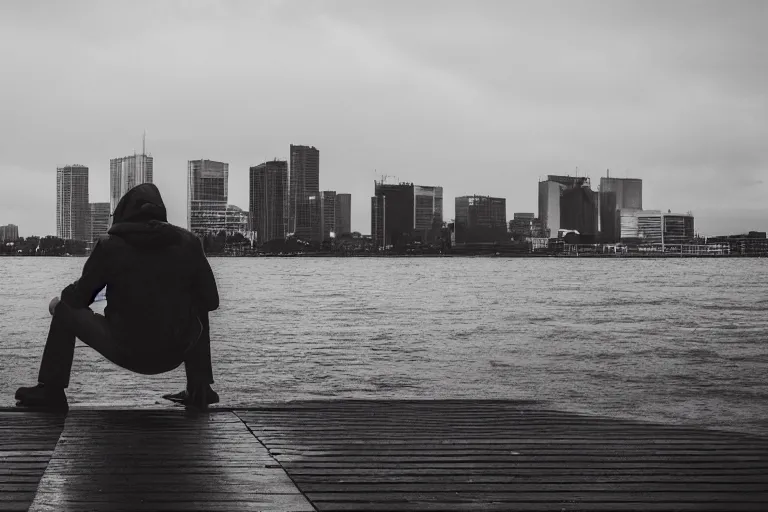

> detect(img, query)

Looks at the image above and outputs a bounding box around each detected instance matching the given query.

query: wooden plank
[28,410,314,512]
[235,400,768,512]
[0,412,65,510]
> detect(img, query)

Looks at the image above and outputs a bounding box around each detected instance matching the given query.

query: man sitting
[15,183,220,411]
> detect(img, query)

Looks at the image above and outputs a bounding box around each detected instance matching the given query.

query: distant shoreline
[2,253,764,259]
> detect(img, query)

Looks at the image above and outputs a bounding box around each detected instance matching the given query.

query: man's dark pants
[37,302,213,388]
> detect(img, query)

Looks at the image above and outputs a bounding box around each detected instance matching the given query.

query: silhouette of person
[15,183,220,411]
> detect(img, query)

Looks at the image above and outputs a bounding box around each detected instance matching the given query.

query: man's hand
[48,297,61,316]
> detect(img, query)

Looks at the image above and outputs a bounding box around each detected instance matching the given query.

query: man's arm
[193,238,219,312]
[59,239,109,309]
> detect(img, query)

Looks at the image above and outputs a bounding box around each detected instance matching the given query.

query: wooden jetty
[1,400,767,511]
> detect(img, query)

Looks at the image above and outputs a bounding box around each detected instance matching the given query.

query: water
[1,256,767,436]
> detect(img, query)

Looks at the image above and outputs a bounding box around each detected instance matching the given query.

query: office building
[414,186,443,238]
[538,175,587,237]
[335,193,352,236]
[0,224,19,241]
[620,210,694,245]
[454,195,507,243]
[250,160,288,244]
[110,152,153,225]
[371,182,415,248]
[371,181,443,247]
[321,191,337,241]
[538,175,598,238]
[289,145,320,242]
[599,175,643,242]
[187,159,229,236]
[225,205,249,235]
[509,213,546,239]
[57,165,90,241]
[560,184,598,238]
[88,202,110,242]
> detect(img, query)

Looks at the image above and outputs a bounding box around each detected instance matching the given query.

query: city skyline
[1,1,766,237]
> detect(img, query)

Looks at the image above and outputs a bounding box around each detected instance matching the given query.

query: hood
[108,184,182,248]
[112,183,167,224]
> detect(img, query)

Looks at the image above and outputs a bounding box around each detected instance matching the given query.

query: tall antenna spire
[142,130,146,156]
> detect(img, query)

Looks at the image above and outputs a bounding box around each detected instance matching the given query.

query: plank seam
[232,410,319,512]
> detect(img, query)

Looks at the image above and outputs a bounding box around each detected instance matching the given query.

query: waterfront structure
[620,210,694,245]
[110,152,153,226]
[88,202,110,242]
[509,213,547,239]
[320,191,337,241]
[599,175,643,242]
[454,195,507,243]
[56,165,90,241]
[249,160,288,244]
[335,193,352,236]
[289,145,321,242]
[0,224,19,241]
[187,159,229,237]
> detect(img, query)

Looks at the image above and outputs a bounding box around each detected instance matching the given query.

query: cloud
[0,0,766,236]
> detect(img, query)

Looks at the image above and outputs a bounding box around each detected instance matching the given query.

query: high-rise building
[289,145,320,242]
[599,175,642,242]
[249,160,288,244]
[335,193,352,235]
[88,202,110,242]
[57,165,89,241]
[320,191,337,241]
[110,153,153,225]
[560,184,598,238]
[538,175,597,238]
[187,159,229,236]
[371,182,414,248]
[371,181,443,247]
[454,195,507,243]
[0,224,19,241]
[414,186,443,237]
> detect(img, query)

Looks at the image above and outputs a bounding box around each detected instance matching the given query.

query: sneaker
[162,384,219,409]
[15,384,69,412]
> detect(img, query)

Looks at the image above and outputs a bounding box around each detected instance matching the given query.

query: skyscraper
[335,193,352,235]
[187,159,229,236]
[371,182,414,248]
[560,184,599,238]
[414,186,443,237]
[371,181,443,247]
[289,145,320,242]
[249,160,288,244]
[538,175,593,238]
[0,224,19,241]
[599,175,643,242]
[88,202,110,242]
[56,165,89,241]
[110,152,153,225]
[454,195,507,243]
[320,191,337,241]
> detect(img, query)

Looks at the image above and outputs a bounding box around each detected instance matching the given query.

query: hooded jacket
[60,183,219,352]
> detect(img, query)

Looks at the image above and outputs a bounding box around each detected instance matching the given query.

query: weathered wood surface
[28,410,313,512]
[237,400,768,511]
[0,412,65,512]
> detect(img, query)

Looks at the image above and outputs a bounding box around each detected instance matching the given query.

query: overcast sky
[0,0,765,237]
